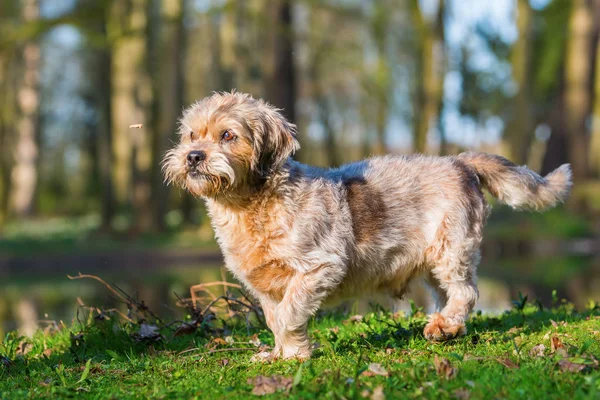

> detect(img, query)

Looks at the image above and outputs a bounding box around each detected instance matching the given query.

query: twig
[68,273,129,304]
[178,347,258,356]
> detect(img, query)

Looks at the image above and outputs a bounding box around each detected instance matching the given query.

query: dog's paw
[423,313,466,342]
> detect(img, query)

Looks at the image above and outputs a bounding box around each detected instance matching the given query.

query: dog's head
[162,92,299,198]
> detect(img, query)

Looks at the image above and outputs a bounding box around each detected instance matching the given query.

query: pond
[0,238,598,337]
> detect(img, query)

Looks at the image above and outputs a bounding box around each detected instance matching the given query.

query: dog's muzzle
[186,151,206,177]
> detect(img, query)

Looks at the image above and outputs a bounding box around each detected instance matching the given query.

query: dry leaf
[363,363,389,377]
[225,336,235,345]
[434,355,456,379]
[212,338,228,346]
[16,340,31,356]
[454,388,471,400]
[558,359,587,373]
[550,320,558,328]
[343,315,363,324]
[496,357,519,369]
[173,323,196,337]
[249,334,262,347]
[38,378,51,387]
[529,344,546,358]
[550,336,569,358]
[129,124,143,129]
[134,324,161,341]
[248,375,292,395]
[219,359,229,367]
[371,385,385,400]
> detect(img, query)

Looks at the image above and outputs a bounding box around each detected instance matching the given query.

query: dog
[162,92,572,360]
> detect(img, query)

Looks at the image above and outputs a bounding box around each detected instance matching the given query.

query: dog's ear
[249,102,300,178]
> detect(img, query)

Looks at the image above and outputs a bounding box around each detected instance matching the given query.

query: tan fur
[162,92,573,360]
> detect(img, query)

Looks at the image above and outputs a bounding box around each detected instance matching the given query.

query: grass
[1,299,599,399]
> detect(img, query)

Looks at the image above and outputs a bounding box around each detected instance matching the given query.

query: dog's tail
[457,152,572,211]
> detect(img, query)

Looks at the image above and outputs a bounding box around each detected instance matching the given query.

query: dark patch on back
[452,159,487,234]
[344,177,387,245]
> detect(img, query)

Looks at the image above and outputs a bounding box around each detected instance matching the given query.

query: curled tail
[458,152,572,211]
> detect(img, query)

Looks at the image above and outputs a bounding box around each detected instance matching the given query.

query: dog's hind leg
[423,245,480,342]
[424,271,448,312]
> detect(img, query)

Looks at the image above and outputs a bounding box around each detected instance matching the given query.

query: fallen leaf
[362,363,389,377]
[225,336,235,345]
[38,378,51,386]
[42,348,53,357]
[248,375,292,395]
[434,355,456,379]
[16,340,31,356]
[453,388,471,400]
[558,359,586,373]
[496,357,519,369]
[550,320,558,328]
[371,385,385,400]
[343,315,364,324]
[173,323,196,337]
[529,344,546,358]
[550,336,569,358]
[129,124,143,129]
[219,359,229,366]
[507,327,520,335]
[212,338,228,346]
[329,327,340,335]
[249,334,261,347]
[134,324,162,342]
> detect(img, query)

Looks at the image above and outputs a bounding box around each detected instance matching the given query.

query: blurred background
[0,0,599,336]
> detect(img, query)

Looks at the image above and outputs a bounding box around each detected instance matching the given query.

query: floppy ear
[250,102,300,178]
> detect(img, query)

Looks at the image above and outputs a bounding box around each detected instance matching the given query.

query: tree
[9,0,41,217]
[505,0,534,165]
[411,0,446,154]
[564,0,593,180]
[263,0,297,125]
[150,0,187,231]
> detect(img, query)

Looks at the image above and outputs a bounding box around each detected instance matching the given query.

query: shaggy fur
[162,92,573,360]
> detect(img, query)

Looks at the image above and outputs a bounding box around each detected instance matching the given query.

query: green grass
[1,301,599,399]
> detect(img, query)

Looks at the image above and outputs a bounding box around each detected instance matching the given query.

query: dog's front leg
[269,267,340,360]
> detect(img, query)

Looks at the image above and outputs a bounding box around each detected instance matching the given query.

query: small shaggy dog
[163,92,572,360]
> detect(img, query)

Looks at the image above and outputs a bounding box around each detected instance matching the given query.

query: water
[0,243,598,337]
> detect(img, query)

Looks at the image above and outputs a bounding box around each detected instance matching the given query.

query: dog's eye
[222,130,235,142]
[189,131,194,141]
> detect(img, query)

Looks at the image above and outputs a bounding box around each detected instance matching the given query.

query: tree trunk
[589,1,600,178]
[110,0,155,232]
[411,0,445,154]
[10,0,41,217]
[564,0,593,180]
[263,0,297,125]
[505,0,534,165]
[150,0,187,231]
[541,85,569,175]
[95,4,116,232]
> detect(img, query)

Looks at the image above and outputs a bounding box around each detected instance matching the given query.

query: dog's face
[162,92,299,198]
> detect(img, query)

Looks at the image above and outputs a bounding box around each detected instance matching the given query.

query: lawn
[1,295,599,399]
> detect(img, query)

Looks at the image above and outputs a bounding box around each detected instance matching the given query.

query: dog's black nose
[187,151,206,167]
